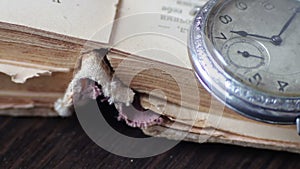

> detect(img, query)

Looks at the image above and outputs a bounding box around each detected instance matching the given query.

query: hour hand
[230,30,272,40]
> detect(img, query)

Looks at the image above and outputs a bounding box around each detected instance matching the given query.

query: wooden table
[1,108,300,169]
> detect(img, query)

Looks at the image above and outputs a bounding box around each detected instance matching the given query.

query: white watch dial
[208,0,300,96]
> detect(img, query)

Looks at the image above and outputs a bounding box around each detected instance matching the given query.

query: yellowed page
[111,0,207,68]
[0,0,119,43]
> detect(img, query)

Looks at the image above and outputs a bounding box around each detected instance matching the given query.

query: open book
[1,0,300,153]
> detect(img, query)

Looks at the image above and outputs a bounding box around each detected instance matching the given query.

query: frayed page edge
[54,49,163,128]
[54,48,134,117]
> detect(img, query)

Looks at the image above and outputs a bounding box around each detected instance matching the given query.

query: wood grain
[0,104,300,169]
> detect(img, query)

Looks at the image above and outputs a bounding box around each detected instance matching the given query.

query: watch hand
[230,31,272,40]
[231,30,282,46]
[237,51,264,60]
[277,7,300,36]
[268,7,300,46]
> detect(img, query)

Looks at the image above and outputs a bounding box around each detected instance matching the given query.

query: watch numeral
[249,73,262,86]
[278,81,289,92]
[236,1,247,10]
[219,15,233,24]
[215,32,227,40]
[260,0,275,11]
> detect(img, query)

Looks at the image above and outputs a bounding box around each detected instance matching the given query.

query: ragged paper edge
[143,124,300,154]
[0,64,51,84]
[54,49,163,129]
[0,59,70,84]
[54,49,135,117]
[140,89,300,153]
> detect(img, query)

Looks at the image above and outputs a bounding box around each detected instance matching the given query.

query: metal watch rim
[188,0,300,124]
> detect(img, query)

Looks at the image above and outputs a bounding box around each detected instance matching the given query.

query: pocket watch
[189,0,300,133]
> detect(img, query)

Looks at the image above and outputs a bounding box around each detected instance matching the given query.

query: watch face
[189,0,300,124]
[207,0,300,97]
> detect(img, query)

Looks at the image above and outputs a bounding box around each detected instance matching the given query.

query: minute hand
[230,31,272,40]
[277,7,300,36]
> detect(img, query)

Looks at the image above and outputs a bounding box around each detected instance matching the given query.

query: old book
[0,0,119,115]
[1,0,300,154]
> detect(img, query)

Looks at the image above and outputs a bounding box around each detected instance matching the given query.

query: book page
[110,0,207,69]
[0,0,119,43]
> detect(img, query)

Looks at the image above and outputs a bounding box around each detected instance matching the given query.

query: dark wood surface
[1,108,300,169]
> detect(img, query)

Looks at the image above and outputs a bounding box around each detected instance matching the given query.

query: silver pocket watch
[189,0,300,133]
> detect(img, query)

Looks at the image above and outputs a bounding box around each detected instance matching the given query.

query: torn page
[0,59,70,83]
